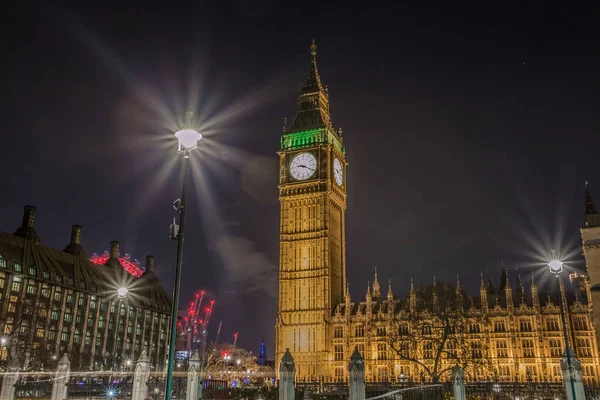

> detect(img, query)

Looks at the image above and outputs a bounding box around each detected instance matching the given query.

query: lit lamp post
[165,120,202,400]
[0,337,7,369]
[111,287,129,374]
[547,257,577,400]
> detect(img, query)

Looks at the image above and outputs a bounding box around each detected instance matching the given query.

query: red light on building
[89,251,144,277]
[210,300,215,304]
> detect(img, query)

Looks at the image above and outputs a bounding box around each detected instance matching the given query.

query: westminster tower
[275,40,347,379]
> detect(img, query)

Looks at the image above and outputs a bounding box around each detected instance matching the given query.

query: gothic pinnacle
[387,279,394,301]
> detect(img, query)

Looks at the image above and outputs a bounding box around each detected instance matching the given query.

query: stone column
[452,365,466,400]
[0,358,20,400]
[51,354,70,400]
[561,348,587,400]
[132,349,150,400]
[348,347,365,400]
[279,349,295,400]
[187,351,202,400]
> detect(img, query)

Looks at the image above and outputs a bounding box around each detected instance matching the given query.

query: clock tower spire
[276,40,347,381]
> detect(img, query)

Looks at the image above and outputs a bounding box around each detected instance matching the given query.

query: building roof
[0,206,171,313]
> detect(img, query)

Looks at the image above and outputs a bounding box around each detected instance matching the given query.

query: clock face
[290,152,317,180]
[333,158,343,186]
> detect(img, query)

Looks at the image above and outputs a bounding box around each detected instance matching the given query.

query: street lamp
[165,115,202,400]
[117,287,128,299]
[111,287,128,373]
[546,255,577,400]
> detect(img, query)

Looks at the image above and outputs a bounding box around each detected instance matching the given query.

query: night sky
[2,1,599,357]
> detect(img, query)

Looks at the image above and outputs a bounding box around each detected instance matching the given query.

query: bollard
[132,349,151,400]
[452,365,466,400]
[348,347,365,400]
[0,358,20,400]
[187,351,202,400]
[279,349,296,400]
[51,354,70,400]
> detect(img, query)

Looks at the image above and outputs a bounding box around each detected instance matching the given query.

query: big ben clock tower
[275,41,347,380]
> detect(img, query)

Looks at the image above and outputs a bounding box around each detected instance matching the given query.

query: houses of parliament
[275,42,600,384]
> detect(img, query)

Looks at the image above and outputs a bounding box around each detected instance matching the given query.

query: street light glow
[117,287,129,298]
[0,337,6,345]
[547,259,564,275]
[175,129,202,151]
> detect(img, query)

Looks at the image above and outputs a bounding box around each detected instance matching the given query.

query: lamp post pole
[547,257,577,400]
[165,121,201,400]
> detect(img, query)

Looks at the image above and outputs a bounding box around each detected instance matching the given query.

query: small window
[334,327,344,338]
[28,267,36,276]
[0,257,6,269]
[14,263,22,272]
[26,284,36,294]
[42,271,50,280]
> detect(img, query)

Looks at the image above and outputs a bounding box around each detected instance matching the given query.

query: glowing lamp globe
[547,259,564,275]
[175,129,202,152]
[0,337,6,345]
[117,287,129,298]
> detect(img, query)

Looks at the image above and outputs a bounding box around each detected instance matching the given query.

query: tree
[204,344,260,384]
[386,309,488,383]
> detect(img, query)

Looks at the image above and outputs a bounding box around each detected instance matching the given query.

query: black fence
[14,378,53,399]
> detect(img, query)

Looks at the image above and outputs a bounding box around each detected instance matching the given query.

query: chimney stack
[146,255,155,273]
[14,205,40,242]
[63,224,86,257]
[22,205,36,228]
[71,225,82,244]
[110,241,120,259]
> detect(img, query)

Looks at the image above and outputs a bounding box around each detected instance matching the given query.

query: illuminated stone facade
[276,43,600,384]
[275,41,347,378]
[0,206,171,371]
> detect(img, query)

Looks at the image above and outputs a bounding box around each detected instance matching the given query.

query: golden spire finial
[310,39,317,57]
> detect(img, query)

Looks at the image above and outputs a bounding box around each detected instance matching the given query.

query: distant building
[0,205,171,371]
[276,42,600,384]
[257,339,267,366]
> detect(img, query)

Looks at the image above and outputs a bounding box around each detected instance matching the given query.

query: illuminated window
[41,285,50,298]
[549,339,562,357]
[422,325,432,335]
[424,342,433,359]
[66,294,74,304]
[377,326,387,336]
[14,263,22,272]
[522,339,535,358]
[26,284,36,294]
[355,325,365,337]
[469,323,481,334]
[54,290,62,301]
[519,319,532,332]
[496,340,508,358]
[399,324,409,335]
[471,342,483,358]
[574,317,588,331]
[11,280,21,292]
[36,329,44,338]
[0,273,5,289]
[546,319,560,331]
[0,256,6,269]
[377,367,388,382]
[8,302,17,313]
[334,345,344,361]
[85,331,91,345]
[577,338,592,357]
[38,308,48,318]
[498,365,510,378]
[357,343,365,355]
[28,267,36,276]
[51,308,59,320]
[334,327,344,338]
[493,320,506,332]
[335,367,344,378]
[400,342,410,358]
